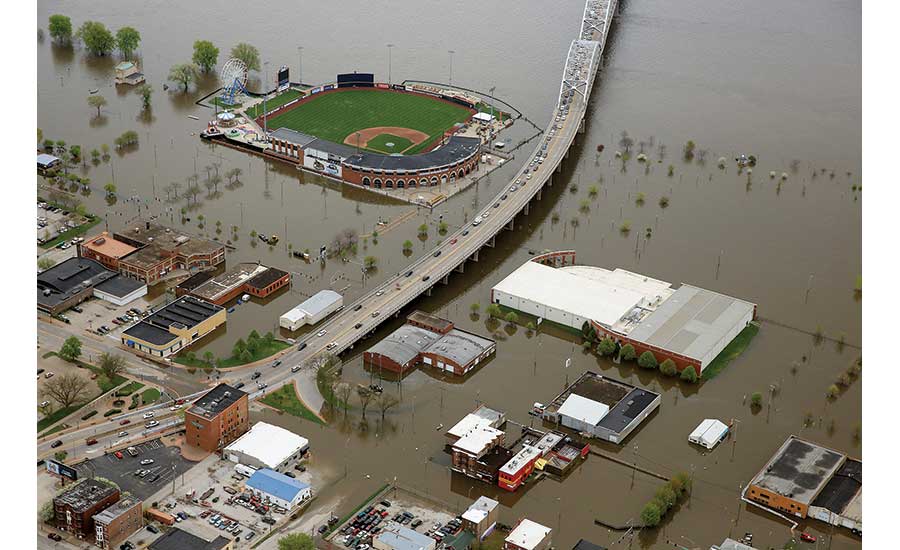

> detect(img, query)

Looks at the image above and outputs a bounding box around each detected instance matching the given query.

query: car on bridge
[422,275,431,282]
[326,342,337,351]
[433,250,441,257]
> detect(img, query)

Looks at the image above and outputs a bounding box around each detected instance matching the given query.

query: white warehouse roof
[505,519,552,550]
[281,289,342,323]
[224,422,309,468]
[557,393,609,426]
[492,262,672,328]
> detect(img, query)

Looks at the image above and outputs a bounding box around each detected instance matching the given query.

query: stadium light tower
[387,44,395,85]
[297,46,304,86]
[448,50,455,87]
[263,61,270,139]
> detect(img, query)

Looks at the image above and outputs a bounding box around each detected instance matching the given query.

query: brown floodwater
[37,0,860,547]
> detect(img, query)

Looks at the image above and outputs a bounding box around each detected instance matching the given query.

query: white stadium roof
[224,422,309,469]
[492,262,672,328]
[557,393,609,426]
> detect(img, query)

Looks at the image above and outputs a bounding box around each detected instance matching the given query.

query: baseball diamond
[262,88,474,155]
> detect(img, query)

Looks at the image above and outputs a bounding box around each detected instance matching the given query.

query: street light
[263,61,270,139]
[387,44,395,85]
[448,50,455,87]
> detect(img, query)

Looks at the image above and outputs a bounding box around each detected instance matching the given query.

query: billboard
[337,72,375,88]
[46,459,78,481]
[277,66,290,92]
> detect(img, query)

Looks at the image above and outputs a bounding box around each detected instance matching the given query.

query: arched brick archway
[420,178,428,187]
[449,173,456,183]
[386,180,394,188]
[362,177,371,186]
[458,169,464,179]
[397,179,405,188]
[441,175,447,186]
[374,178,382,188]
[430,176,438,186]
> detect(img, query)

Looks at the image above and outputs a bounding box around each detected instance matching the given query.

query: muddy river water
[37,0,860,547]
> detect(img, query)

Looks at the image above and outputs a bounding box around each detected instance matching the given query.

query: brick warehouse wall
[591,320,702,376]
[342,154,480,189]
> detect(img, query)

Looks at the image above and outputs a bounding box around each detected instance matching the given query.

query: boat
[188,115,199,120]
[268,234,279,244]
[89,88,99,94]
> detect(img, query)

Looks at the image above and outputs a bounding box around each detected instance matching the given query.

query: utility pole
[263,61,270,139]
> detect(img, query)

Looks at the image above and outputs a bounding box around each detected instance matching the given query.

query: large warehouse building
[280,289,343,330]
[224,421,309,472]
[491,253,757,375]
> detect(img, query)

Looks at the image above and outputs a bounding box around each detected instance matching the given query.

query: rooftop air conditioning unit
[95,237,106,245]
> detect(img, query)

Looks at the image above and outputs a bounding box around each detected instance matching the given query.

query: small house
[115,61,145,86]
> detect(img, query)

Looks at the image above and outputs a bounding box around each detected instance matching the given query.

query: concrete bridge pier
[485,236,496,248]
[426,286,433,297]
[578,118,585,134]
[556,163,563,174]
[524,202,530,215]
[455,262,465,274]
[537,187,543,200]
[506,218,515,231]
[441,274,449,285]
[471,249,480,262]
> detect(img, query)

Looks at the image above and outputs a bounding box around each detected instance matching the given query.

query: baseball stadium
[202,70,513,204]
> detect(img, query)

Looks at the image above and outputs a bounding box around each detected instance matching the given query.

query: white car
[317,330,327,337]
[143,412,155,419]
[326,342,337,351]
[140,459,154,465]
[145,420,159,428]
[170,404,182,411]
[118,431,129,437]
[40,401,50,408]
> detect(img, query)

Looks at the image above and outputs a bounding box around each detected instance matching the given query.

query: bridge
[247,0,621,402]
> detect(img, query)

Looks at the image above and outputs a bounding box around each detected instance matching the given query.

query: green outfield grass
[265,89,472,154]
[365,133,413,154]
[244,89,302,119]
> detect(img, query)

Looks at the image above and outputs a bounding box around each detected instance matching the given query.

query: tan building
[504,519,552,550]
[79,232,138,271]
[121,296,225,357]
[461,496,500,539]
[185,384,249,452]
[93,497,142,550]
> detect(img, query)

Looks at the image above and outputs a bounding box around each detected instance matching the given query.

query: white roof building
[556,393,609,426]
[280,289,343,330]
[504,519,552,550]
[453,426,504,457]
[462,496,499,524]
[688,419,729,450]
[224,422,309,471]
[473,112,495,123]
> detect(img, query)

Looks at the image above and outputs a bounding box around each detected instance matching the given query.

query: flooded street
[37,0,860,548]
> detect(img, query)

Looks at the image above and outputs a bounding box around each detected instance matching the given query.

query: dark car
[284,471,296,478]
[462,230,469,236]
[355,323,363,329]
[422,275,430,282]
[493,202,500,208]
[51,440,63,448]
[272,360,282,368]
[146,525,159,534]
[354,304,363,311]
[298,342,307,351]
[235,382,245,389]
[433,250,441,257]
[411,519,423,528]
[405,271,413,277]
[318,525,329,535]
[147,474,160,483]
[48,533,62,541]
[251,371,261,379]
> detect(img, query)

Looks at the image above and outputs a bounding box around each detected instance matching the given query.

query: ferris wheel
[219,58,249,106]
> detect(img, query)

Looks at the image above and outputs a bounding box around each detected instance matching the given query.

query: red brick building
[185,384,249,452]
[53,479,120,540]
[93,497,142,550]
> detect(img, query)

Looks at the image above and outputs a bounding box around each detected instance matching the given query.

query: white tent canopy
[688,419,729,449]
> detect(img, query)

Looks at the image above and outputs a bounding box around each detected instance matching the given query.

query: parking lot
[328,486,460,550]
[73,439,197,501]
[36,202,87,245]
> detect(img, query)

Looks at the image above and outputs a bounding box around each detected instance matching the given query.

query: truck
[145,508,176,526]
[234,463,258,478]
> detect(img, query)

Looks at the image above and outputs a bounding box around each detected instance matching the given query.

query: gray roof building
[38,257,119,313]
[749,436,845,506]
[148,527,231,550]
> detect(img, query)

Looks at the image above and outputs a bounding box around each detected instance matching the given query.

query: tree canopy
[98,352,127,381]
[42,373,91,408]
[597,337,617,356]
[87,94,107,116]
[231,42,261,71]
[637,350,658,370]
[139,84,153,110]
[620,343,636,361]
[77,21,116,56]
[659,358,677,376]
[48,15,73,44]
[59,336,82,362]
[193,40,219,73]
[679,366,698,383]
[115,26,141,58]
[640,501,661,526]
[168,63,199,92]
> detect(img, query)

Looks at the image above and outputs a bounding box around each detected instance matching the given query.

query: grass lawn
[115,381,145,396]
[365,133,413,154]
[211,96,243,110]
[38,405,81,434]
[475,102,510,122]
[141,388,161,403]
[702,322,760,380]
[265,89,471,154]
[39,214,101,249]
[174,340,291,369]
[260,384,324,425]
[245,89,301,118]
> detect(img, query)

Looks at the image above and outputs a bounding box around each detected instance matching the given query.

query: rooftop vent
[95,237,106,245]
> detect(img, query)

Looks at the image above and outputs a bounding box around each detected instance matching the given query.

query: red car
[800,533,817,543]
[48,533,62,541]
[449,238,458,245]
[119,419,131,425]
[114,451,124,459]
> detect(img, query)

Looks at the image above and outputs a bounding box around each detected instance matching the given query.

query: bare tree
[696,149,708,164]
[98,352,127,381]
[41,373,92,408]
[357,386,374,419]
[618,131,634,154]
[377,393,400,419]
[210,174,222,194]
[334,382,352,415]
